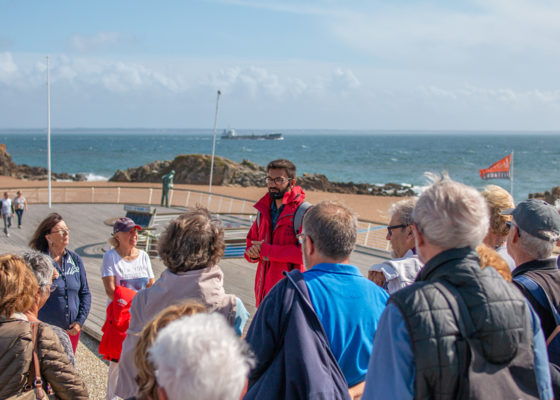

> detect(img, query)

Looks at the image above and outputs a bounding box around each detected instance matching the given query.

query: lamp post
[208,90,221,195]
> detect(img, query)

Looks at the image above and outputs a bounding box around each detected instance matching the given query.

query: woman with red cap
[101,217,155,400]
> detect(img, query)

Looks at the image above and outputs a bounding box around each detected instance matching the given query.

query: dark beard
[269,186,290,200]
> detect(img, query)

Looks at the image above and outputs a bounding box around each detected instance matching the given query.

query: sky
[1,0,560,130]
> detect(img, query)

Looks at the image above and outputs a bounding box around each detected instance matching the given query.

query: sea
[1,129,559,203]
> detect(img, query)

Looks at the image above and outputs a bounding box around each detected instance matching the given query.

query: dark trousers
[15,209,23,226]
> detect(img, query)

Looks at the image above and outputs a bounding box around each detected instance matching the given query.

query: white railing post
[148,188,153,205]
[228,198,233,213]
[91,187,95,203]
[64,187,67,203]
[364,223,371,246]
[117,187,121,204]
[218,196,223,213]
[169,189,174,207]
[185,191,190,208]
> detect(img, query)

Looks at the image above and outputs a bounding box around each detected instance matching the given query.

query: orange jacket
[99,286,136,361]
[245,186,306,307]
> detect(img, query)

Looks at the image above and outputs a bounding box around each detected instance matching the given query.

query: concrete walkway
[0,203,389,340]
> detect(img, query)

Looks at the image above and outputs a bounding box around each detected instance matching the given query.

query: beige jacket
[0,317,89,399]
[115,265,237,398]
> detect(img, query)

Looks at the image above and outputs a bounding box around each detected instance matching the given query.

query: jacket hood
[254,185,306,214]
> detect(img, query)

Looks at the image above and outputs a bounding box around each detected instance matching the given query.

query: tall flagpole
[510,150,514,201]
[47,56,52,208]
[208,90,221,195]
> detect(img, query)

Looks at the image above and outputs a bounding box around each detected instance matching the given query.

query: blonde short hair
[0,254,39,317]
[481,185,514,237]
[134,301,207,400]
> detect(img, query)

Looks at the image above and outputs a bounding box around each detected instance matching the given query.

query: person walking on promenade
[29,213,92,354]
[0,254,88,399]
[368,198,423,294]
[13,190,27,229]
[245,201,389,399]
[481,184,516,270]
[363,174,551,400]
[115,207,250,399]
[244,159,310,307]
[160,169,174,207]
[504,199,560,397]
[1,191,13,236]
[101,217,155,400]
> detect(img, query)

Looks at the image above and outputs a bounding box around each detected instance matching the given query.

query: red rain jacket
[98,286,136,361]
[245,186,306,307]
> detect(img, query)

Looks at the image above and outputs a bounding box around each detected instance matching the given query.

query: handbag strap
[29,322,45,399]
[514,275,560,326]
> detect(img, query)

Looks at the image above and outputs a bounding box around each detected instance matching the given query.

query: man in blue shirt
[244,201,388,399]
[363,174,553,400]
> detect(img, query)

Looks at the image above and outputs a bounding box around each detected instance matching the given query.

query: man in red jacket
[245,159,307,307]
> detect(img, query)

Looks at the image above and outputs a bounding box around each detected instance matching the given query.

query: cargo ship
[221,129,283,140]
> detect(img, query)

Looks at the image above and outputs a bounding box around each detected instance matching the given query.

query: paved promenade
[0,202,389,340]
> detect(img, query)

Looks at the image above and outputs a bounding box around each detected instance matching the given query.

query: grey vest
[391,247,534,400]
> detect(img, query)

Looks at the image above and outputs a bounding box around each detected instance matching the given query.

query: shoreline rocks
[528,186,560,206]
[109,154,415,197]
[0,143,86,182]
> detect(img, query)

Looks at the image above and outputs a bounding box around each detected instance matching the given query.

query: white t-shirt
[13,196,26,210]
[101,249,154,293]
[1,198,12,215]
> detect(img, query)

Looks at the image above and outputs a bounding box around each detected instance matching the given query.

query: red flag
[479,154,511,180]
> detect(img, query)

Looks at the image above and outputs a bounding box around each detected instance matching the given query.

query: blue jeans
[15,209,23,226]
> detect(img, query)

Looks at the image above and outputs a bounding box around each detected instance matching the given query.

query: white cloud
[0,52,19,84]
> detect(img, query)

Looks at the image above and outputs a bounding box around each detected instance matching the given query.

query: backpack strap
[256,201,312,236]
[514,275,560,326]
[293,201,312,235]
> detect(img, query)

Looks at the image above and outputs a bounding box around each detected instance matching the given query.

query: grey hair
[303,201,357,261]
[390,198,418,226]
[413,173,489,250]
[518,226,556,259]
[149,313,255,400]
[22,250,55,291]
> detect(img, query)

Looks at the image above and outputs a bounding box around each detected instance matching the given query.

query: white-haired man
[149,313,255,400]
[505,199,560,397]
[245,201,389,399]
[368,198,423,294]
[363,175,552,400]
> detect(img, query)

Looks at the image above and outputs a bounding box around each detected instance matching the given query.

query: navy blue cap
[502,199,560,241]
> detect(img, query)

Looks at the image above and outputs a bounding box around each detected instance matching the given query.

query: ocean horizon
[1,129,559,203]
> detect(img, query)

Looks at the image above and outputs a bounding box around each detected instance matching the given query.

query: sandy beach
[0,176,402,223]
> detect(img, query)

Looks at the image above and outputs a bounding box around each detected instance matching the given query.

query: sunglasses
[387,224,408,237]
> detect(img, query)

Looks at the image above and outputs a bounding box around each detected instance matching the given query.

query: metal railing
[0,184,391,253]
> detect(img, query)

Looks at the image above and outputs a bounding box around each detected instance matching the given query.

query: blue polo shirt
[303,263,389,386]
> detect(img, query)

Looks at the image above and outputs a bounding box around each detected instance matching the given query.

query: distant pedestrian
[1,191,13,236]
[13,190,27,228]
[160,170,175,207]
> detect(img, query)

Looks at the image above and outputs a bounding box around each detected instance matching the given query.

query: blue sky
[1,0,559,130]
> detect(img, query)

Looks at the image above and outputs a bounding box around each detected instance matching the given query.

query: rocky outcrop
[0,144,86,181]
[109,154,415,196]
[529,186,560,206]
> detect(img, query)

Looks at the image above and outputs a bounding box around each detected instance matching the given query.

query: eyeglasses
[50,228,70,236]
[387,224,408,237]
[265,176,290,185]
[506,221,519,236]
